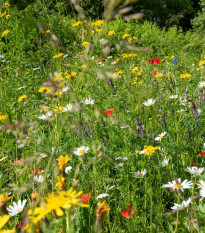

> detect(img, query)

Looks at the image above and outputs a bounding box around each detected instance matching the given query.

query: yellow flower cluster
[64,70,77,79]
[18,94,27,102]
[132,77,143,85]
[38,86,53,94]
[82,41,89,46]
[92,20,104,27]
[129,36,138,42]
[122,33,129,39]
[0,215,14,233]
[131,67,139,74]
[53,53,64,58]
[114,70,124,77]
[56,155,70,171]
[1,30,9,37]
[156,73,163,78]
[54,106,65,113]
[92,28,102,33]
[27,188,88,226]
[199,60,205,67]
[107,30,115,36]
[55,176,66,190]
[0,11,10,19]
[180,73,192,79]
[3,3,10,7]
[72,20,87,27]
[142,145,160,156]
[122,53,137,58]
[0,112,7,122]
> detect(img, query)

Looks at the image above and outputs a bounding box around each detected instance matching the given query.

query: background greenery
[9,0,205,32]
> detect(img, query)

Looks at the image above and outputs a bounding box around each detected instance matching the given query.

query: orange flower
[96,201,110,221]
[0,194,12,211]
[55,176,66,190]
[10,158,23,165]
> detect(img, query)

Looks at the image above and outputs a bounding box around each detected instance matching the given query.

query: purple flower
[192,103,198,119]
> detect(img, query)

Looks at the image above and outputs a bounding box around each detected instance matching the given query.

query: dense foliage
[9,0,204,30]
[0,0,205,233]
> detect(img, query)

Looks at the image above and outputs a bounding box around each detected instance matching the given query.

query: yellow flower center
[79,150,85,154]
[149,103,153,106]
[173,183,183,188]
[159,136,163,139]
[138,173,143,177]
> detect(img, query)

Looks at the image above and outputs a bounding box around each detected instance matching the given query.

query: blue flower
[172,57,178,63]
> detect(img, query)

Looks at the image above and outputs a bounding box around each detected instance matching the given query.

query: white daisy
[74,146,89,156]
[18,143,25,148]
[186,167,205,175]
[34,175,44,183]
[155,132,167,141]
[38,111,52,120]
[171,198,192,211]
[196,180,205,189]
[162,178,193,192]
[198,81,205,88]
[7,200,27,217]
[39,153,47,158]
[62,103,72,112]
[115,157,128,161]
[169,95,178,99]
[18,86,26,90]
[200,188,205,198]
[33,67,40,71]
[97,193,109,199]
[133,169,147,178]
[115,163,124,168]
[161,156,169,167]
[84,98,94,105]
[65,166,72,173]
[143,99,156,107]
[120,125,130,129]
[62,86,70,93]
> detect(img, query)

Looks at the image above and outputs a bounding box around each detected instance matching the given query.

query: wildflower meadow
[0,0,205,232]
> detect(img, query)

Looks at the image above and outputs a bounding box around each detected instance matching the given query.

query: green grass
[0,2,205,233]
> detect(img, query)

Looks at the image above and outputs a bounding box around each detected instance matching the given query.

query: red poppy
[10,158,23,165]
[191,163,199,167]
[16,220,23,228]
[98,58,105,62]
[154,58,160,64]
[121,205,134,219]
[103,108,113,117]
[146,58,155,64]
[146,58,160,65]
[199,152,205,157]
[32,168,43,176]
[153,70,157,76]
[79,193,91,203]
